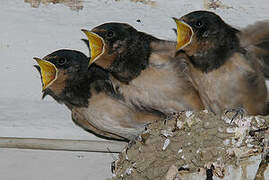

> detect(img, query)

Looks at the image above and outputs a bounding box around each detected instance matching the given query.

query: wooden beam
[0,137,126,153]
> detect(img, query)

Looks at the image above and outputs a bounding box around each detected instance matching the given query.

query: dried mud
[109,111,269,180]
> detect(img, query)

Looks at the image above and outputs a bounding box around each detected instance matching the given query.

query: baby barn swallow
[34,49,162,141]
[81,23,204,115]
[172,20,269,79]
[240,20,269,79]
[174,11,269,115]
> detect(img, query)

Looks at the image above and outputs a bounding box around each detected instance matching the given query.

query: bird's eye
[58,58,66,65]
[195,21,203,28]
[106,31,115,38]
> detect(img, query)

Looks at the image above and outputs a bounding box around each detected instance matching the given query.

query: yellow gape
[82,29,105,66]
[34,57,58,91]
[174,19,193,50]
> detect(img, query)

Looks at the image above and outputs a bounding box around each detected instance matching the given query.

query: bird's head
[82,22,141,69]
[34,49,89,99]
[173,10,239,56]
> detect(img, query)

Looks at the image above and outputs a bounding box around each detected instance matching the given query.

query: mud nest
[109,110,269,180]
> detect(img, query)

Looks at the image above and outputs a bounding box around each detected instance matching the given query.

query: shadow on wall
[24,0,156,11]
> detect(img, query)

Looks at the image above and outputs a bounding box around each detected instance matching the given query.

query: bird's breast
[112,60,201,114]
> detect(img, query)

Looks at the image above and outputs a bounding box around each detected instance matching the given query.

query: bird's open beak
[81,29,105,66]
[34,57,58,91]
[173,18,193,51]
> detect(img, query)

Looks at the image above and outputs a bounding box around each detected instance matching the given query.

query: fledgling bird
[81,23,204,115]
[240,20,269,79]
[173,10,269,115]
[34,49,162,141]
[172,20,269,79]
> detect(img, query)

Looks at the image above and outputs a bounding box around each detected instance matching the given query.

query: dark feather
[172,28,177,35]
[34,65,41,74]
[81,38,90,49]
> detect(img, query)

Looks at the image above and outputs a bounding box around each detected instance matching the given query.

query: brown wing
[71,109,128,142]
[174,53,205,111]
[240,20,269,78]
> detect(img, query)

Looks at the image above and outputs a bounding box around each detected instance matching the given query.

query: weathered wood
[0,137,126,153]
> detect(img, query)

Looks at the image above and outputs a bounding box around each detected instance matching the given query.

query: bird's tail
[240,20,269,79]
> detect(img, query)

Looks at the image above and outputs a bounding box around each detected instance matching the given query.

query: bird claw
[126,124,151,151]
[225,107,245,123]
[127,138,137,150]
[111,161,116,174]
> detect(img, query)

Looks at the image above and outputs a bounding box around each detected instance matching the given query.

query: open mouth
[81,29,105,66]
[34,57,58,91]
[173,18,193,50]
